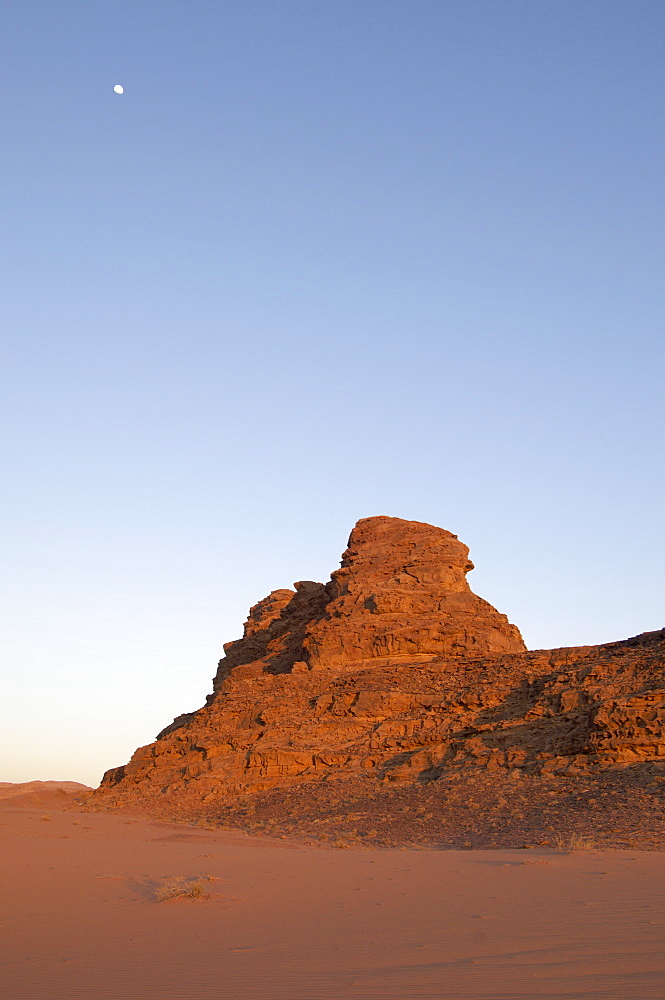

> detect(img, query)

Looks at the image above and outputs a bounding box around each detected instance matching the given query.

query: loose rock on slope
[91,516,665,848]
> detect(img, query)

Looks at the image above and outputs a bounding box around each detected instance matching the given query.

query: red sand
[1,793,664,999]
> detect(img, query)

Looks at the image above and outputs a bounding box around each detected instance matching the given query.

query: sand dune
[0,781,91,803]
[1,795,664,999]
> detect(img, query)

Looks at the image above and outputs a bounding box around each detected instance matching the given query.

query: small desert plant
[554,832,595,852]
[155,878,210,902]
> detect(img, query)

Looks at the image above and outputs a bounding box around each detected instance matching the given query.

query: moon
[113,84,124,94]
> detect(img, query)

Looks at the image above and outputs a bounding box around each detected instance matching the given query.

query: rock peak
[332,515,474,594]
[208,516,524,692]
[304,515,524,669]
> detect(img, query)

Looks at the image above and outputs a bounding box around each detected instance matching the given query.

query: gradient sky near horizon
[2,0,664,787]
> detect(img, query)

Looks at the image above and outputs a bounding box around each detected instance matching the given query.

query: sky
[2,0,664,787]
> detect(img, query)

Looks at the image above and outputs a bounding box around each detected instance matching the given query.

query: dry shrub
[554,832,595,852]
[155,878,210,902]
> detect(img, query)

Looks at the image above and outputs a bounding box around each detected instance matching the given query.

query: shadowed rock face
[92,517,665,841]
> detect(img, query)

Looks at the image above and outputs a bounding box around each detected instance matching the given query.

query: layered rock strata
[92,517,665,839]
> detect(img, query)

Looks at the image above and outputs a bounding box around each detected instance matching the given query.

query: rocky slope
[90,516,665,848]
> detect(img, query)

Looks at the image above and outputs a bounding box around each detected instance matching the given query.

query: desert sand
[1,788,664,1000]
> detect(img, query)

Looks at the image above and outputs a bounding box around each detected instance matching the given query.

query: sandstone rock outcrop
[303,516,525,669]
[207,517,525,699]
[91,516,665,848]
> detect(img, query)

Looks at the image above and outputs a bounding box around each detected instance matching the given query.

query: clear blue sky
[2,1,664,786]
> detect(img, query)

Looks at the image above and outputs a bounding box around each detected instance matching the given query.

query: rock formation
[91,516,665,849]
[209,516,525,698]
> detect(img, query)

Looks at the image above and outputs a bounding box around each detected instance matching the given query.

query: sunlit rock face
[92,516,665,838]
[303,516,526,669]
[206,516,525,691]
